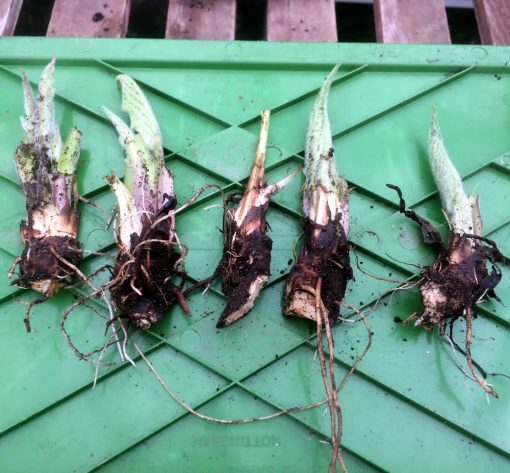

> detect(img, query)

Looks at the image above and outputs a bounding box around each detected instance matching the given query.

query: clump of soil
[217,204,272,327]
[110,198,189,330]
[185,110,300,328]
[284,214,352,323]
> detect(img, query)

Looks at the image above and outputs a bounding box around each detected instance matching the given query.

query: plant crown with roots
[103,75,190,330]
[284,65,352,324]
[284,65,353,473]
[388,106,504,398]
[189,109,301,328]
[10,58,83,332]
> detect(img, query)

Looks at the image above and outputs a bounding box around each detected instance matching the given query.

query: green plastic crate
[0,37,509,473]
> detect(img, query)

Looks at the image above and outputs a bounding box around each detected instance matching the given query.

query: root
[58,271,129,367]
[64,264,114,290]
[180,187,231,299]
[52,248,125,364]
[64,246,116,261]
[133,299,373,433]
[182,266,222,297]
[60,289,117,365]
[444,333,478,384]
[8,257,22,279]
[293,232,304,262]
[22,295,49,333]
[447,321,487,379]
[315,278,346,473]
[117,317,135,366]
[149,183,224,233]
[464,308,498,398]
[314,281,336,467]
[352,249,415,285]
[384,253,422,270]
[338,303,372,392]
[170,286,191,316]
[403,312,418,326]
[135,342,333,424]
[78,194,108,223]
[93,330,118,389]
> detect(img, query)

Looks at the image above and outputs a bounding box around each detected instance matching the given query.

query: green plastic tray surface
[0,38,510,473]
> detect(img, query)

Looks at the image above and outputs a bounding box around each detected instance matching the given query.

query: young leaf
[428,106,473,235]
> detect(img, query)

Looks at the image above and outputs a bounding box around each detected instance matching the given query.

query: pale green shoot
[303,65,349,227]
[428,106,474,235]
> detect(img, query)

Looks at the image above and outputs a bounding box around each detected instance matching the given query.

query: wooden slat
[474,0,510,45]
[373,0,451,44]
[47,0,131,38]
[166,0,236,40]
[0,0,23,35]
[266,0,337,42]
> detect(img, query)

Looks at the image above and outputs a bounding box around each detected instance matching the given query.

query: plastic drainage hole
[179,329,202,348]
[223,327,248,350]
[398,228,421,251]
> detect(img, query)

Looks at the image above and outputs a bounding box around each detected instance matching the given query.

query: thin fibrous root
[8,257,22,279]
[315,278,346,473]
[314,280,338,472]
[446,320,488,379]
[149,183,225,232]
[352,249,416,285]
[135,342,334,424]
[444,333,478,384]
[292,232,304,262]
[338,303,373,392]
[60,289,117,365]
[132,304,373,431]
[78,194,108,220]
[464,308,498,398]
[51,248,125,364]
[93,330,118,389]
[21,295,48,333]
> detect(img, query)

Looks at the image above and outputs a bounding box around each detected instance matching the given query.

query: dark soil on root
[285,214,352,322]
[217,219,272,327]
[182,196,273,327]
[419,233,503,329]
[12,235,81,288]
[111,225,184,330]
[388,184,504,329]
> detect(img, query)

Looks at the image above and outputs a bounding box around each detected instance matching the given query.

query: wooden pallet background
[0,0,509,45]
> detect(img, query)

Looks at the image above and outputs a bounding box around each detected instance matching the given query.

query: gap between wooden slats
[373,0,451,44]
[266,0,337,42]
[47,0,131,38]
[166,0,236,40]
